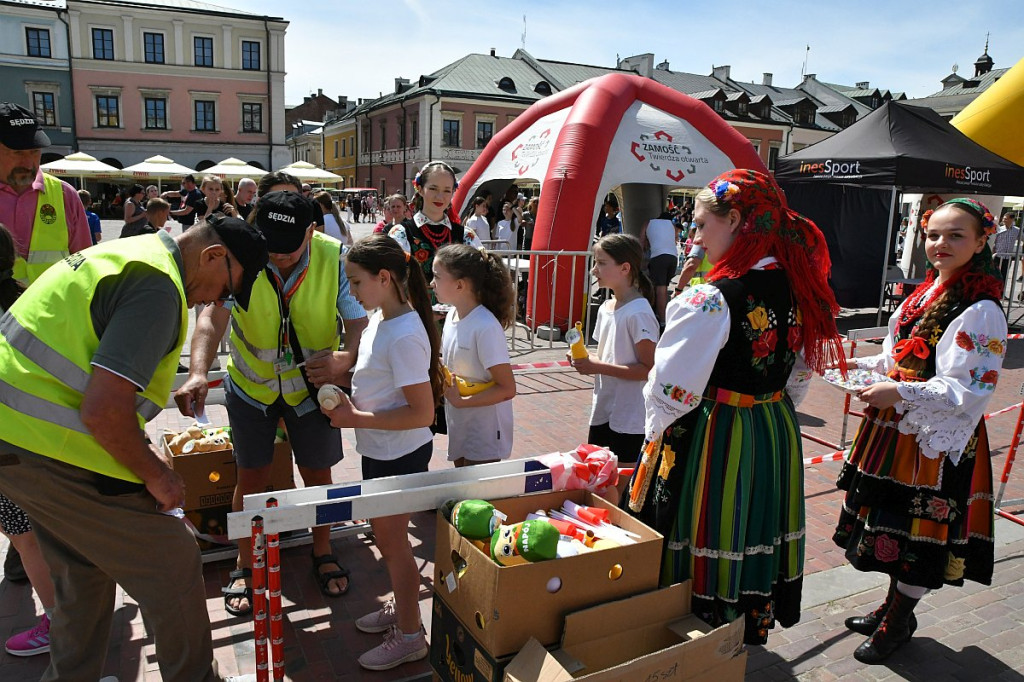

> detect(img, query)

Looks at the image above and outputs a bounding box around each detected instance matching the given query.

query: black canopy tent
[775,100,1024,317]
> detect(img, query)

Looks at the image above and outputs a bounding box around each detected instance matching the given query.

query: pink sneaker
[5,614,50,657]
[354,599,397,634]
[357,624,427,671]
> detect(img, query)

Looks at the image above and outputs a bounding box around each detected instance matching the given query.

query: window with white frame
[95,95,119,128]
[442,119,460,147]
[241,41,260,70]
[242,102,262,133]
[26,27,51,58]
[32,92,55,126]
[92,27,114,60]
[143,32,165,64]
[194,36,213,67]
[144,97,167,129]
[194,100,216,131]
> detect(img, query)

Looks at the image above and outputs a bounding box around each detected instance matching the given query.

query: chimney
[490,47,496,57]
[762,72,773,86]
[303,96,311,103]
[394,77,409,93]
[855,81,869,89]
[712,65,731,81]
[803,73,816,82]
[656,59,670,71]
[318,88,323,96]
[338,95,347,107]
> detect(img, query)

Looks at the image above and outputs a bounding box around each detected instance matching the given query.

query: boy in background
[78,189,102,244]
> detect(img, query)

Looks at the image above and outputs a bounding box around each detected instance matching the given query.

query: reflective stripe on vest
[0,315,162,419]
[11,174,69,286]
[0,234,187,482]
[227,232,342,407]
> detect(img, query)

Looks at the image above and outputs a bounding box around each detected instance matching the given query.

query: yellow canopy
[951,56,1024,165]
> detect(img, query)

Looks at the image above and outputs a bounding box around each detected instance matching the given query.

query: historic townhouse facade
[0,0,75,158]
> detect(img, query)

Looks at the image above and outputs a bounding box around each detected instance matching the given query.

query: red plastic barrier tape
[803,450,846,465]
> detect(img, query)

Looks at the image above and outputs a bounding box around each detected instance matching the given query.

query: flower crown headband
[918,198,997,238]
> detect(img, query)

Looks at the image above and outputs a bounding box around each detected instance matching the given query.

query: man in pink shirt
[0,102,91,285]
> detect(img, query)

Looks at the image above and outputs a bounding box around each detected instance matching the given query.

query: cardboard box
[163,431,294,511]
[433,489,663,658]
[430,588,521,682]
[503,582,746,682]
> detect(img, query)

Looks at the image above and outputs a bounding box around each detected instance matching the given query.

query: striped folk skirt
[833,405,995,589]
[625,387,805,645]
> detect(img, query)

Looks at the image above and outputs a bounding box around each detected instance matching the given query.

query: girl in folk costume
[834,198,1006,664]
[624,169,846,645]
[387,162,482,303]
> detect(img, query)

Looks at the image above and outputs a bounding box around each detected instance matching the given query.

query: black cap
[0,102,50,150]
[255,191,317,253]
[206,213,269,311]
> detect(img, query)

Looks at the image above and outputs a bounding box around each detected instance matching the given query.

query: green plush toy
[490,519,559,566]
[451,499,503,540]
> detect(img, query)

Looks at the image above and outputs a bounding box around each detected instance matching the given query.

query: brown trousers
[0,450,219,682]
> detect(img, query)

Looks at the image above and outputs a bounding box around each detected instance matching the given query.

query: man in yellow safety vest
[0,214,269,681]
[0,102,92,286]
[175,191,367,617]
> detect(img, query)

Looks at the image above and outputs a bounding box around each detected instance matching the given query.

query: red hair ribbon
[892,337,930,363]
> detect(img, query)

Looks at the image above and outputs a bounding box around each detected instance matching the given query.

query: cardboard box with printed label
[162,431,294,512]
[503,582,746,682]
[433,489,663,659]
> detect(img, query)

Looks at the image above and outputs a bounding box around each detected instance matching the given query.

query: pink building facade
[67,0,289,171]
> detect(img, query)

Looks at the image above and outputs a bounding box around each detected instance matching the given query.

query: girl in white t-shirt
[433,244,517,466]
[571,234,659,466]
[321,234,445,671]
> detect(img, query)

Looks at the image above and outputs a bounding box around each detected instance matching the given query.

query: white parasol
[276,161,343,184]
[40,152,121,186]
[121,155,197,191]
[203,157,268,186]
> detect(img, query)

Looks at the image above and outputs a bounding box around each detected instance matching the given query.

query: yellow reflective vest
[0,234,187,482]
[689,254,712,287]
[11,173,70,286]
[228,232,341,410]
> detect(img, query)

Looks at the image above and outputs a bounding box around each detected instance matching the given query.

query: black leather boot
[854,587,920,664]
[845,578,917,637]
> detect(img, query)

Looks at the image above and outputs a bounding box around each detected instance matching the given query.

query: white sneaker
[354,599,398,634]
[357,625,427,671]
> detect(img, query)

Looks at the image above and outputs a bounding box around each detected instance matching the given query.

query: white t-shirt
[646,219,677,258]
[442,305,514,461]
[465,214,491,242]
[323,213,349,245]
[350,310,433,460]
[494,220,514,250]
[590,297,659,434]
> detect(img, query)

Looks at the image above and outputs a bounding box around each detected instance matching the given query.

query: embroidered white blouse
[855,283,1007,465]
[643,258,812,440]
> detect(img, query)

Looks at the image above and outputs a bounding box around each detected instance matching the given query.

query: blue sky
[225,0,1024,107]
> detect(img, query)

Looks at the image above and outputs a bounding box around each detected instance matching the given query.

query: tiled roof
[921,67,1009,97]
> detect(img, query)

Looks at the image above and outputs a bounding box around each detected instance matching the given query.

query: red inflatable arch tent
[453,73,767,332]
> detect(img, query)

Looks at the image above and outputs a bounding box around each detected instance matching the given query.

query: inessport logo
[629,130,709,182]
[797,159,863,179]
[944,163,992,188]
[510,128,552,177]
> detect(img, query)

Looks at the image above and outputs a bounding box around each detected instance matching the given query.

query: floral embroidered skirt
[833,405,995,589]
[624,389,805,645]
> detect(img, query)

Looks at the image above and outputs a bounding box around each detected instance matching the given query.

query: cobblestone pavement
[2,217,1023,680]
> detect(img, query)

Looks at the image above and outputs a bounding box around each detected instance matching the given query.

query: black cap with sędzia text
[205,213,269,311]
[0,102,51,150]
[255,190,318,254]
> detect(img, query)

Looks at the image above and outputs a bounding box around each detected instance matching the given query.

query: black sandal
[221,568,253,616]
[312,553,350,597]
